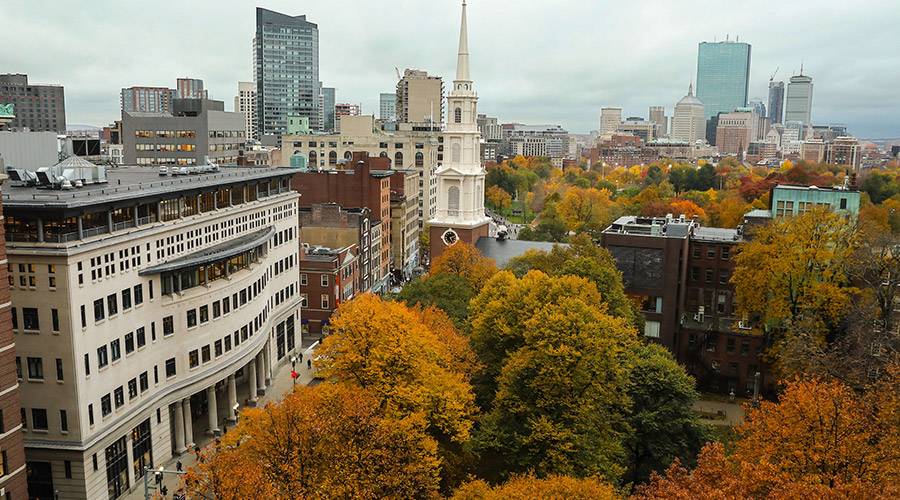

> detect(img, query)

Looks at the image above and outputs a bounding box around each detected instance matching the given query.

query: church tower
[428,0,491,259]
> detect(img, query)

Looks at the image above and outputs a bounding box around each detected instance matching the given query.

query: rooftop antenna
[800,60,804,76]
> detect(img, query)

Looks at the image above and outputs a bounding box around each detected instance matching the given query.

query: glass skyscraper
[696,41,751,121]
[784,75,813,124]
[767,80,785,124]
[254,8,320,137]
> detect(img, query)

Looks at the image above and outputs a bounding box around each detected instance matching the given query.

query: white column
[207,385,220,436]
[183,398,194,448]
[263,343,272,386]
[172,401,186,454]
[227,374,238,422]
[126,433,136,488]
[248,359,258,405]
[256,351,266,396]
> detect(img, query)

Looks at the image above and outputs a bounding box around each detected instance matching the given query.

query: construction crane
[770,67,779,82]
[395,67,402,80]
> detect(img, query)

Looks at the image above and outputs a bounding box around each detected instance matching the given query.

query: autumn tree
[451,473,620,500]
[319,295,478,490]
[396,273,475,328]
[183,384,441,500]
[557,187,616,234]
[469,271,637,481]
[622,343,709,486]
[430,242,498,292]
[635,378,900,499]
[486,184,512,211]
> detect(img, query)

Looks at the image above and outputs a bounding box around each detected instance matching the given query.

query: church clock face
[441,228,459,246]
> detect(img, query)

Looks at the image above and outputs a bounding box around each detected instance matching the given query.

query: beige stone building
[396,69,444,125]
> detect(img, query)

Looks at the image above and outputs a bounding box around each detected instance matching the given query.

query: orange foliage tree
[183,384,441,500]
[452,473,621,500]
[430,242,498,292]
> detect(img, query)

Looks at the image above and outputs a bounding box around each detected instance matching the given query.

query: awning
[139,227,275,276]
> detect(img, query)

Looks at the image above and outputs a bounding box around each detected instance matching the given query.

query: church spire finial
[456,0,470,82]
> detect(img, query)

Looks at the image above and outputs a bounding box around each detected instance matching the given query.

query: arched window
[454,107,462,123]
[328,151,337,165]
[344,151,352,160]
[394,152,403,168]
[448,186,460,216]
[451,144,461,163]
[415,152,424,167]
[379,151,388,158]
[308,150,317,167]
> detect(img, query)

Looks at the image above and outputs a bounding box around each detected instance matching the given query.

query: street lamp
[144,465,186,500]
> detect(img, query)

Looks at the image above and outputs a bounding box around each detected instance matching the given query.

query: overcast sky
[3,0,898,138]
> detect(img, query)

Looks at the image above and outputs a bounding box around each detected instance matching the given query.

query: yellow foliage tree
[430,242,498,292]
[452,473,620,500]
[486,184,512,211]
[557,187,613,233]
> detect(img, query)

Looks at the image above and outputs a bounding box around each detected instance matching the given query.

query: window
[201,345,211,363]
[692,246,701,258]
[51,309,59,332]
[65,460,72,478]
[747,364,758,378]
[107,294,118,316]
[56,358,63,381]
[110,339,121,362]
[94,299,105,321]
[163,316,174,336]
[741,340,750,356]
[97,346,108,368]
[691,266,700,281]
[213,301,221,319]
[454,107,462,123]
[10,309,16,330]
[721,247,731,260]
[128,379,138,399]
[48,264,55,274]
[717,293,727,313]
[222,297,230,314]
[300,273,307,286]
[644,320,661,338]
[707,246,716,259]
[121,289,132,310]
[321,275,328,287]
[49,277,56,288]
[224,335,232,352]
[81,305,86,328]
[719,269,729,285]
[840,198,848,209]
[32,409,48,430]
[84,353,90,376]
[300,293,308,308]
[705,269,714,283]
[27,357,43,379]
[214,340,223,357]
[134,284,143,305]
[136,327,146,348]
[187,309,197,328]
[60,410,68,433]
[729,362,739,377]
[199,305,209,324]
[726,338,736,354]
[101,394,112,416]
[189,350,199,368]
[139,372,149,392]
[114,386,124,408]
[705,338,717,352]
[125,333,135,354]
[321,294,330,309]
[22,308,39,330]
[688,333,697,348]
[165,358,176,378]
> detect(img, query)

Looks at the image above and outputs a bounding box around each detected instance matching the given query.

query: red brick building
[298,244,359,334]
[290,152,391,293]
[0,175,28,499]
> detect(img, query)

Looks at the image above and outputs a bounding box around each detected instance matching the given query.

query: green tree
[622,343,710,486]
[396,273,475,328]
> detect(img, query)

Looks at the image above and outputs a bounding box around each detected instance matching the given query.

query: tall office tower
[649,106,668,137]
[599,107,622,135]
[6,166,300,500]
[176,78,208,99]
[785,74,813,124]
[380,92,397,121]
[767,80,785,124]
[672,84,705,142]
[748,98,766,119]
[121,86,172,113]
[254,8,320,137]
[696,40,751,121]
[234,81,258,141]
[0,74,66,133]
[321,87,335,132]
[429,0,490,259]
[396,69,444,125]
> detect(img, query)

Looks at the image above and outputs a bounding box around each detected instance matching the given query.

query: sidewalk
[123,336,324,500]
[692,399,745,426]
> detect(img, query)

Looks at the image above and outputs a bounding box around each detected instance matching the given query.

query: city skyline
[2,0,898,138]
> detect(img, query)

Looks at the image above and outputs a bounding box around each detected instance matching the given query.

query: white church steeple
[427,0,491,257]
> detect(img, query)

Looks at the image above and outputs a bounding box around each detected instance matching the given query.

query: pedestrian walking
[307,359,312,370]
[176,461,182,472]
[299,352,303,363]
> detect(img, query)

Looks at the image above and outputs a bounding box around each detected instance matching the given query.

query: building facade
[389,170,420,279]
[5,166,301,499]
[379,93,396,122]
[649,106,667,138]
[696,40,751,121]
[599,107,622,135]
[785,74,813,124]
[767,80,785,125]
[827,136,861,172]
[298,243,358,334]
[234,82,257,142]
[396,70,444,126]
[0,74,66,133]
[321,87,335,132]
[671,84,705,143]
[121,87,173,114]
[254,8,320,136]
[175,78,207,100]
[428,1,490,259]
[334,103,361,133]
[122,99,246,166]
[715,108,758,156]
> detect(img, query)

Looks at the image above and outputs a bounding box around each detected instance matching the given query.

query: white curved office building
[4,165,301,499]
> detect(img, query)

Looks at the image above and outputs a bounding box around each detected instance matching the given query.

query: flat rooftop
[692,226,740,243]
[2,165,292,209]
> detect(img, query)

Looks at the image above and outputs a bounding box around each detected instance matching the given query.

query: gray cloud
[2,0,897,138]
